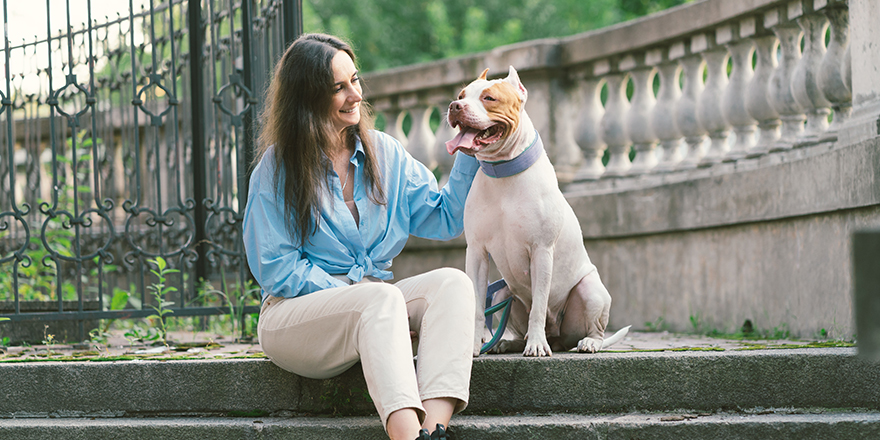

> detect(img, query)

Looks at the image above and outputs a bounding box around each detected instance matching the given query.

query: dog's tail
[601,325,632,349]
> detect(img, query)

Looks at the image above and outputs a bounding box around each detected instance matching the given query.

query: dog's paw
[523,339,553,357]
[577,337,603,353]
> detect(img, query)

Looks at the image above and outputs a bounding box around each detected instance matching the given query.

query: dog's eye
[483,96,496,101]
[458,92,465,99]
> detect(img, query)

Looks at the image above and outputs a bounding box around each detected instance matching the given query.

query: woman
[243,33,479,440]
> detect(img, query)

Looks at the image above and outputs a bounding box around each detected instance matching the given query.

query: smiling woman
[243,33,482,440]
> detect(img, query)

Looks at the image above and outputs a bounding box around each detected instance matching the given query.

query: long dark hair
[255,33,386,245]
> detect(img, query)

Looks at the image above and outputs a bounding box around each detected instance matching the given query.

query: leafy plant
[644,316,666,332]
[123,325,160,349]
[146,257,178,348]
[192,271,261,340]
[98,286,136,333]
[0,317,8,348]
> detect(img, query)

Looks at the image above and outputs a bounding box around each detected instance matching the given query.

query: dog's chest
[463,166,564,251]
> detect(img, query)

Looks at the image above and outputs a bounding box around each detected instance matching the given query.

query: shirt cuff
[451,151,479,177]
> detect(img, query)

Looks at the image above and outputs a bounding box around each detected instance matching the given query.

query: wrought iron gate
[0,0,302,342]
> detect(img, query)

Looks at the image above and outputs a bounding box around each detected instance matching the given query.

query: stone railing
[363,0,880,339]
[363,0,870,186]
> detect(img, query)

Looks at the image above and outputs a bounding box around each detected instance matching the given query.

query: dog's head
[445,66,528,156]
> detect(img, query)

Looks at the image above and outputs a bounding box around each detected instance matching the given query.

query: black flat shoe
[415,428,432,440]
[429,424,456,440]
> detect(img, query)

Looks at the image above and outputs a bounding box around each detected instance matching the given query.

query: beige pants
[257,267,475,427]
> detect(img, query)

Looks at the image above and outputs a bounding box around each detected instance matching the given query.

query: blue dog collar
[478,130,543,178]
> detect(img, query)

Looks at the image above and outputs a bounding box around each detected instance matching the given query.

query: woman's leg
[395,267,475,430]
[258,282,425,437]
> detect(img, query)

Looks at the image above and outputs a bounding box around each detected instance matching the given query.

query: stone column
[622,53,658,175]
[719,21,758,162]
[744,23,781,157]
[399,94,437,170]
[649,47,684,172]
[790,1,832,146]
[695,33,731,167]
[816,0,852,143]
[767,6,806,151]
[599,59,632,178]
[572,65,607,181]
[839,0,880,145]
[373,96,408,149]
[672,41,708,170]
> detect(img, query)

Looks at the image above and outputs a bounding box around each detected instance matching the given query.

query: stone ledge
[1,348,877,418]
[3,411,879,440]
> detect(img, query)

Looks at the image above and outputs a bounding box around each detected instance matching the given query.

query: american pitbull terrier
[446,66,629,357]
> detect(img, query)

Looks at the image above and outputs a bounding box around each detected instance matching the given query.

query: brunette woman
[243,33,478,440]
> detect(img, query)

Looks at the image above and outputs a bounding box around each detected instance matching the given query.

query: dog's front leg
[466,245,491,356]
[524,247,554,356]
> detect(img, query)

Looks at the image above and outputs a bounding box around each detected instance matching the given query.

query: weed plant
[146,257,177,348]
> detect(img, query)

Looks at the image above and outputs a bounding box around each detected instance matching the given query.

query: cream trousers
[257,267,475,427]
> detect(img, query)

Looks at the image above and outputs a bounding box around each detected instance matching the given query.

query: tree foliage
[304,0,691,72]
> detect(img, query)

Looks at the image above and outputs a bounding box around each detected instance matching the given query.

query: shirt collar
[352,135,366,165]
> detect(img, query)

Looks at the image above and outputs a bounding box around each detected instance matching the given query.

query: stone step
[2,347,877,418]
[2,411,879,439]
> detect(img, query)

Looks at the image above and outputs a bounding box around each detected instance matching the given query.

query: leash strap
[478,131,543,178]
[481,279,513,354]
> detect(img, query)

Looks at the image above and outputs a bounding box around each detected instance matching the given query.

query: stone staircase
[2,347,879,439]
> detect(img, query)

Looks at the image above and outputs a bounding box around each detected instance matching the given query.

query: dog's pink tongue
[445,128,479,155]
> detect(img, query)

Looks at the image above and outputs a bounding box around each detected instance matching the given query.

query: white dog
[446,66,628,357]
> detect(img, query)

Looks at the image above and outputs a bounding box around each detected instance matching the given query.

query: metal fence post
[282,0,303,48]
[189,0,208,283]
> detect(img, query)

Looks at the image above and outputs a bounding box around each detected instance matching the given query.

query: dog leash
[481,279,513,354]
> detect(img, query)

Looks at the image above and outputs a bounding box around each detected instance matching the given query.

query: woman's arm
[403,145,480,241]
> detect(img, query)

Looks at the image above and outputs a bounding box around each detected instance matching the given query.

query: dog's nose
[450,101,463,112]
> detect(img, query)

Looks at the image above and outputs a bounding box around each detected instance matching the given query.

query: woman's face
[328,50,362,135]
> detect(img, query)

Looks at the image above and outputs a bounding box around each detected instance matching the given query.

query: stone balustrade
[364,0,880,339]
[363,0,860,185]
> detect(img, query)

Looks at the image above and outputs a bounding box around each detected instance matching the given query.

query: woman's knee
[362,283,408,316]
[426,267,475,312]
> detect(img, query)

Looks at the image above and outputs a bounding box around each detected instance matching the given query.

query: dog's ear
[505,66,527,102]
[478,68,489,81]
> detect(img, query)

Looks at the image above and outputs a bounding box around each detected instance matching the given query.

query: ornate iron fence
[0,0,301,343]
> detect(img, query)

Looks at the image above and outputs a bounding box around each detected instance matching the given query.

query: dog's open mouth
[445,124,504,155]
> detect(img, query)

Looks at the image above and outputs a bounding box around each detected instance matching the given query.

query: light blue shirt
[243,130,479,300]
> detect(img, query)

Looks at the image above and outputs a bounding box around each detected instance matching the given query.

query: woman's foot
[414,424,455,439]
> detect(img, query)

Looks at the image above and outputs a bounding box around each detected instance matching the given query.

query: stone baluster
[572,65,607,181]
[648,47,684,172]
[373,96,408,149]
[744,21,781,157]
[399,93,437,170]
[766,6,806,151]
[431,89,458,185]
[719,21,758,162]
[672,40,708,170]
[622,53,658,175]
[694,33,731,167]
[815,0,851,142]
[598,59,632,178]
[790,1,832,146]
